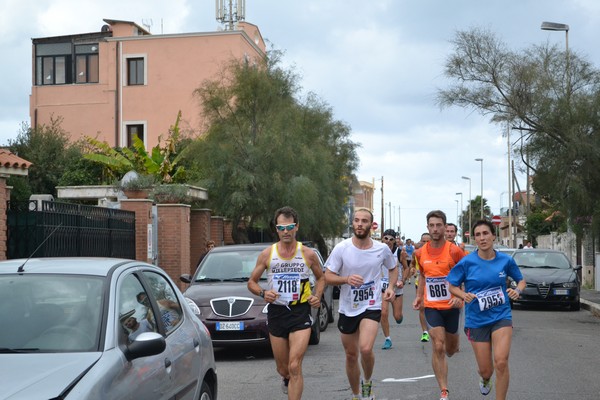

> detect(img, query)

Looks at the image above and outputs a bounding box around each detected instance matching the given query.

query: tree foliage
[184,52,359,243]
[7,118,87,201]
[439,27,600,235]
[459,195,491,240]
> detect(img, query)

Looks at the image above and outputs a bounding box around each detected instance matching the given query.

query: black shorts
[337,309,381,335]
[424,307,460,334]
[267,303,312,338]
[465,319,512,342]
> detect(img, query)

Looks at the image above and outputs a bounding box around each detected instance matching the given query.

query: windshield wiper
[537,265,560,269]
[222,277,250,282]
[519,265,535,268]
[195,277,222,282]
[0,348,40,353]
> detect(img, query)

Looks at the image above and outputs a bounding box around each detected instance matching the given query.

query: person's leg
[392,295,404,324]
[445,309,460,357]
[340,331,361,396]
[286,328,311,400]
[380,300,391,348]
[270,334,290,384]
[469,339,494,381]
[490,327,513,400]
[429,326,449,392]
[419,304,429,340]
[358,317,379,381]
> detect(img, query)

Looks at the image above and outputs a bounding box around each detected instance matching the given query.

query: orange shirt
[415,241,465,310]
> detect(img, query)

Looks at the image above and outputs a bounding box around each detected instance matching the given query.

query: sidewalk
[580,289,600,318]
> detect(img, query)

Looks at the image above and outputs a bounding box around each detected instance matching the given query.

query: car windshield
[195,249,267,282]
[0,274,104,353]
[513,252,571,269]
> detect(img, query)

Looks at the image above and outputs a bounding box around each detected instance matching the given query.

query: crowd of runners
[248,206,525,400]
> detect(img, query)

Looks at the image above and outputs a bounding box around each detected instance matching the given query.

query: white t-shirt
[382,248,403,296]
[326,238,396,317]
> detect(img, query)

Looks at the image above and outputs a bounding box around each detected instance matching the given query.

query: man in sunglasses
[248,206,325,400]
[324,208,397,400]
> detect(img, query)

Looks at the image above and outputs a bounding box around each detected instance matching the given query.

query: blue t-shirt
[447,251,523,328]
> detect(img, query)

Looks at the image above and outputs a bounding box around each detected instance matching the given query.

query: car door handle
[164,358,172,369]
[193,339,199,348]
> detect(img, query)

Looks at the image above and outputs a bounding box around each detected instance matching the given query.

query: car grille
[211,297,253,317]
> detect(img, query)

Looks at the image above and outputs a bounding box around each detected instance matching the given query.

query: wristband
[515,288,522,295]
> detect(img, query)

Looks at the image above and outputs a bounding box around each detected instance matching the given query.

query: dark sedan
[509,249,581,311]
[181,243,322,347]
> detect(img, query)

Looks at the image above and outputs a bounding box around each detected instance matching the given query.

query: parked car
[308,246,335,332]
[0,258,217,400]
[509,249,581,311]
[181,243,323,347]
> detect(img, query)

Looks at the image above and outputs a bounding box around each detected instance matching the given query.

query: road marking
[382,374,435,383]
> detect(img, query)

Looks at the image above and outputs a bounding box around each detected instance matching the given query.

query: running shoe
[361,379,373,399]
[420,331,430,342]
[382,337,392,350]
[440,388,449,400]
[281,377,289,394]
[479,377,492,395]
[351,396,360,400]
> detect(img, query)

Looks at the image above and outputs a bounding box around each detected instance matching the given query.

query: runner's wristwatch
[259,289,265,298]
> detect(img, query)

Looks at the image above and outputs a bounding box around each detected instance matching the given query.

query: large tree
[438,27,600,242]
[183,52,359,244]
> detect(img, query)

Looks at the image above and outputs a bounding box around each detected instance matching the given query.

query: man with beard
[325,208,397,400]
[412,210,465,400]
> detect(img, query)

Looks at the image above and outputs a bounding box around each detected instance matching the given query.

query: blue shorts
[424,307,460,334]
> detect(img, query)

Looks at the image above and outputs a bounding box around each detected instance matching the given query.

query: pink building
[30,19,266,148]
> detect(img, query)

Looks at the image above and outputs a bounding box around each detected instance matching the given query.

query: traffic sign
[492,215,502,226]
[465,232,470,237]
[372,221,379,230]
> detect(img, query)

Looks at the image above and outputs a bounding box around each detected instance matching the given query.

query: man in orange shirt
[412,210,465,400]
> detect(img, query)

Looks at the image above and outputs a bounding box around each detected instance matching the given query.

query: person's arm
[385,265,399,301]
[305,248,324,308]
[449,283,473,302]
[247,248,275,302]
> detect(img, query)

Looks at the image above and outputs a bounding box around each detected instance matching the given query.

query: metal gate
[7,200,135,259]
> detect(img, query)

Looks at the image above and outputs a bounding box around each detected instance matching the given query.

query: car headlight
[185,297,202,316]
[262,304,269,313]
[561,282,578,288]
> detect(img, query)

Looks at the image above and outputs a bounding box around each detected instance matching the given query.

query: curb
[581,298,600,318]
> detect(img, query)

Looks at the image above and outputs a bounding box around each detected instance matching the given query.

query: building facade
[30,19,266,149]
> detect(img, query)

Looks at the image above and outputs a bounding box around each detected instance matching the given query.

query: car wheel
[199,380,213,400]
[570,301,580,311]
[309,312,320,345]
[319,300,329,332]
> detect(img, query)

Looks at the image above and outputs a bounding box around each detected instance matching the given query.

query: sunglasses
[383,236,395,241]
[276,223,297,232]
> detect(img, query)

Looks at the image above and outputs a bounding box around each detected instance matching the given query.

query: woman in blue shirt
[447,220,525,400]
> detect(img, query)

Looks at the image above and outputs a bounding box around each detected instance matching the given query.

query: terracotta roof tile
[0,149,33,170]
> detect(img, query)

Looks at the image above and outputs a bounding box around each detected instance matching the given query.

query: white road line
[382,374,435,383]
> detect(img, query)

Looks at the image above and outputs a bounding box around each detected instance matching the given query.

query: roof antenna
[17,223,63,273]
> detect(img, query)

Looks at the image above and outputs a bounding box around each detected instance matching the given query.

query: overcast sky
[2,0,599,240]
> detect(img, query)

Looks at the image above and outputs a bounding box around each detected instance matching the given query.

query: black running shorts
[267,303,312,338]
[337,309,381,335]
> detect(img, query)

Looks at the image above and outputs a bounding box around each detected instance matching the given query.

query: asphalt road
[214,284,600,400]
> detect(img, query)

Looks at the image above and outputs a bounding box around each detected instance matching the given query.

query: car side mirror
[573,265,583,271]
[124,332,166,361]
[180,274,192,283]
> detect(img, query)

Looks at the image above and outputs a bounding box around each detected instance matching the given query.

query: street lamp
[475,158,484,219]
[455,192,463,236]
[461,176,472,243]
[541,21,570,96]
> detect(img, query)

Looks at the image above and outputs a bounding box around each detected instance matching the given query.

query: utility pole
[380,176,384,235]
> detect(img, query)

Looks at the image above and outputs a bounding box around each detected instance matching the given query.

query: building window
[75,44,99,83]
[35,42,99,85]
[127,58,145,85]
[126,124,145,147]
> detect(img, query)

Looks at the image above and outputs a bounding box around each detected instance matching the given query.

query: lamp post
[475,158,484,219]
[461,176,472,242]
[455,192,463,236]
[541,21,570,97]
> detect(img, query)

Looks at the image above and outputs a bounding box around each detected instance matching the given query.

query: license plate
[216,321,244,331]
[553,289,569,295]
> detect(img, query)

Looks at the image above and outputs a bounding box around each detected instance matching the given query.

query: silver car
[0,258,217,400]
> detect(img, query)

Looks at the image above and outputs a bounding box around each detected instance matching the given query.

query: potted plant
[150,184,192,204]
[118,172,157,199]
